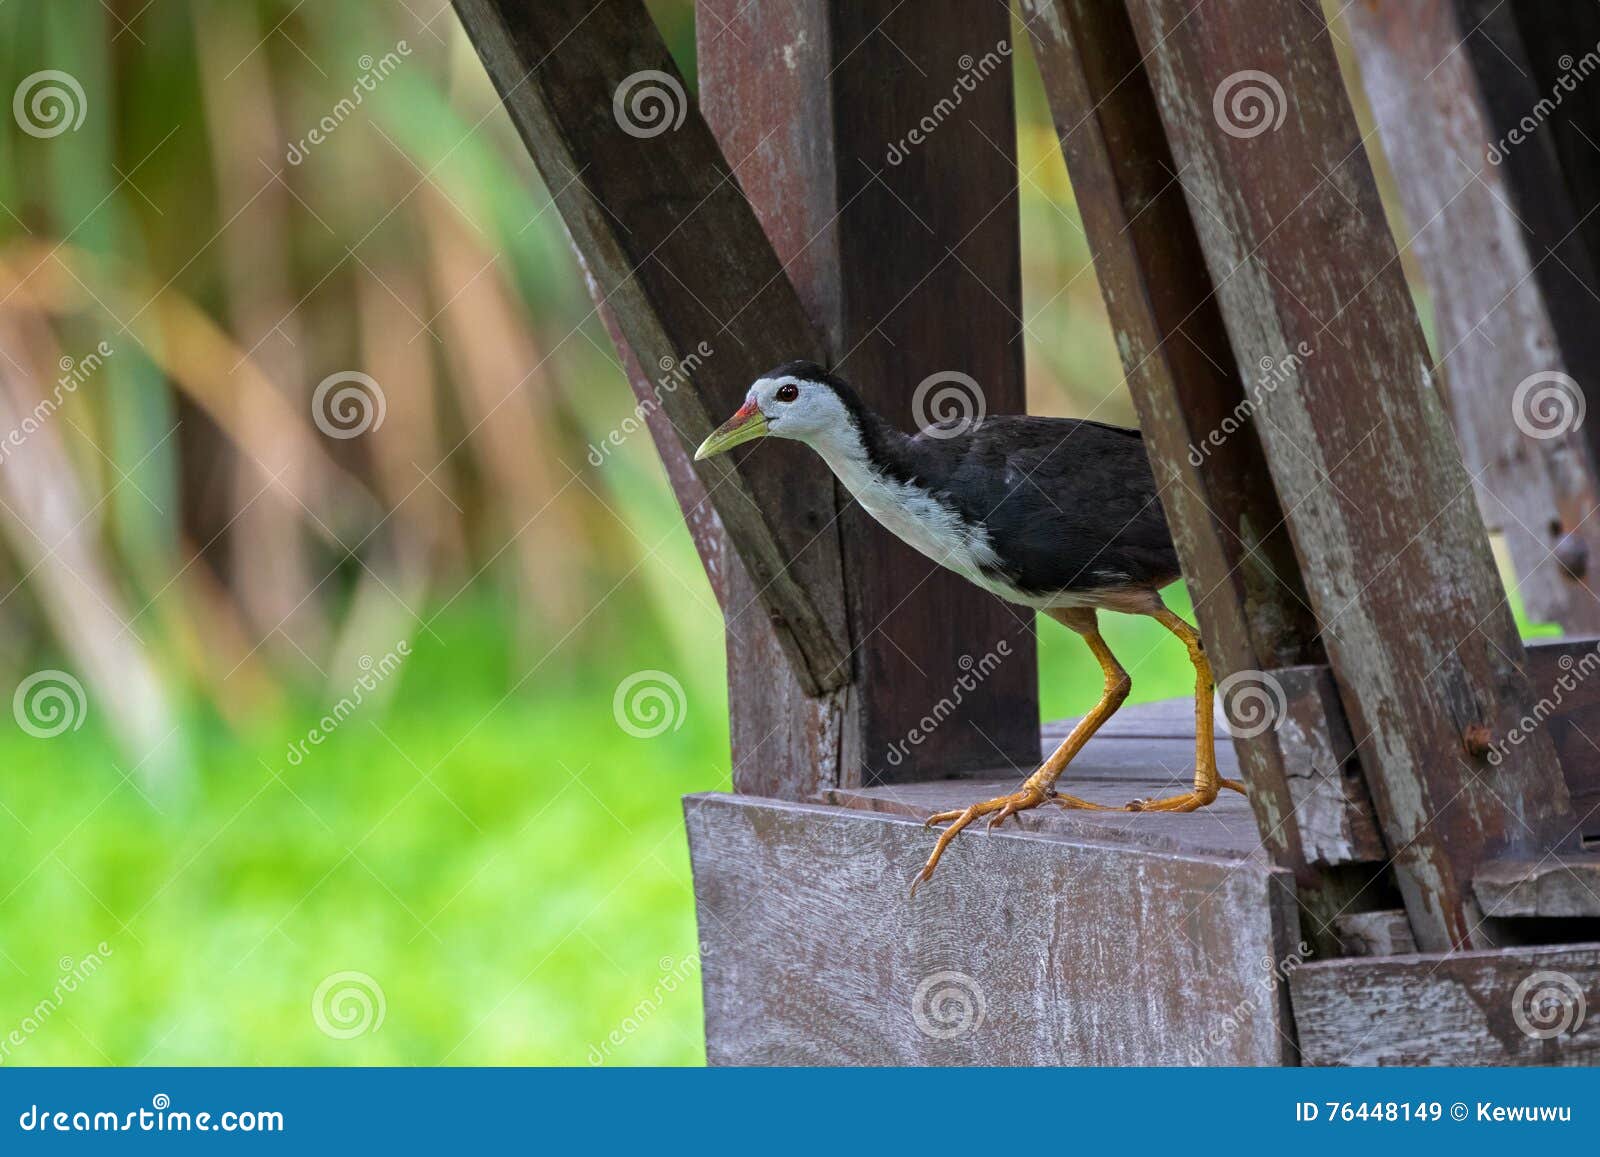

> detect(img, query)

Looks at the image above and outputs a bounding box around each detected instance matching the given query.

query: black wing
[907,416,1180,596]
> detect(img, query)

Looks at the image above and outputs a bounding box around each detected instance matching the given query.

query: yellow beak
[694,403,769,460]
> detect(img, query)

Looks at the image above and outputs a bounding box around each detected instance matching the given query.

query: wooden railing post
[1120,0,1582,951]
[1344,0,1600,634]
[1023,0,1385,954]
[697,0,1039,787]
[450,0,853,726]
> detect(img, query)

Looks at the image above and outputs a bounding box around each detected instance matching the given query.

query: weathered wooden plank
[450,0,848,701]
[1271,638,1600,860]
[1123,0,1582,951]
[1293,944,1600,1065]
[1037,636,1600,872]
[698,0,1039,785]
[1332,910,1416,959]
[1344,0,1600,633]
[1022,0,1367,953]
[1475,857,1600,918]
[1274,665,1386,866]
[829,731,1264,861]
[686,792,1302,1065]
[1041,696,1228,742]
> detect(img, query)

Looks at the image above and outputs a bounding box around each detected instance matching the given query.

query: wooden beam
[830,636,1600,872]
[698,0,1039,784]
[590,262,845,800]
[686,792,1301,1065]
[1475,858,1600,918]
[1021,0,1376,951]
[1293,943,1600,1065]
[450,0,849,700]
[1121,0,1582,951]
[1344,0,1600,633]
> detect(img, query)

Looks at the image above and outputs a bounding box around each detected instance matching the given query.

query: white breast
[814,438,1006,588]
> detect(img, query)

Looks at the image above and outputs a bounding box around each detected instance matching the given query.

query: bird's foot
[1124,778,1247,813]
[910,783,1113,897]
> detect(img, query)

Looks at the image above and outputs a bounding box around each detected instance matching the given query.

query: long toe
[912,786,1048,895]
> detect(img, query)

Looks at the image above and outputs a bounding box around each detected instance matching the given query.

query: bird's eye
[775,383,799,402]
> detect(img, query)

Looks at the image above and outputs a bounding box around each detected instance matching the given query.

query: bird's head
[694,360,860,460]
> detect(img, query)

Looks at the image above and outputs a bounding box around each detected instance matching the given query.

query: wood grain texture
[1022,0,1377,952]
[1273,665,1386,867]
[1344,0,1600,633]
[686,792,1302,1065]
[1293,943,1600,1065]
[1123,0,1581,951]
[699,0,1039,785]
[828,729,1266,861]
[450,0,848,700]
[1475,857,1600,918]
[1332,910,1417,958]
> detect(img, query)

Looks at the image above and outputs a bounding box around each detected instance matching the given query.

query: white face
[746,375,853,445]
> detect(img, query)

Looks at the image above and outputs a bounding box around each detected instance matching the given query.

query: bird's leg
[911,608,1130,895]
[1122,605,1247,813]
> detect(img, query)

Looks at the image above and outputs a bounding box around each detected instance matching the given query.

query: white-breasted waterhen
[695,360,1245,894]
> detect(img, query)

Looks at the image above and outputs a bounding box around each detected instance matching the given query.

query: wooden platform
[686,697,1600,1065]
[828,699,1265,863]
[686,700,1304,1066]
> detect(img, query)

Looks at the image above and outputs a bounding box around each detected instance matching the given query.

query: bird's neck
[805,407,918,497]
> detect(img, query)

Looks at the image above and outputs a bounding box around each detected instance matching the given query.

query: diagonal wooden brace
[451,0,850,695]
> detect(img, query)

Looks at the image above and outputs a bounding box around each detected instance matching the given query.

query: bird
[694,360,1245,894]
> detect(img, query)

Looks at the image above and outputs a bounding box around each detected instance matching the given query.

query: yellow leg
[1123,606,1247,812]
[911,608,1129,896]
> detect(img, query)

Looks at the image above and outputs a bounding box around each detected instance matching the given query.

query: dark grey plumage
[766,360,1180,600]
